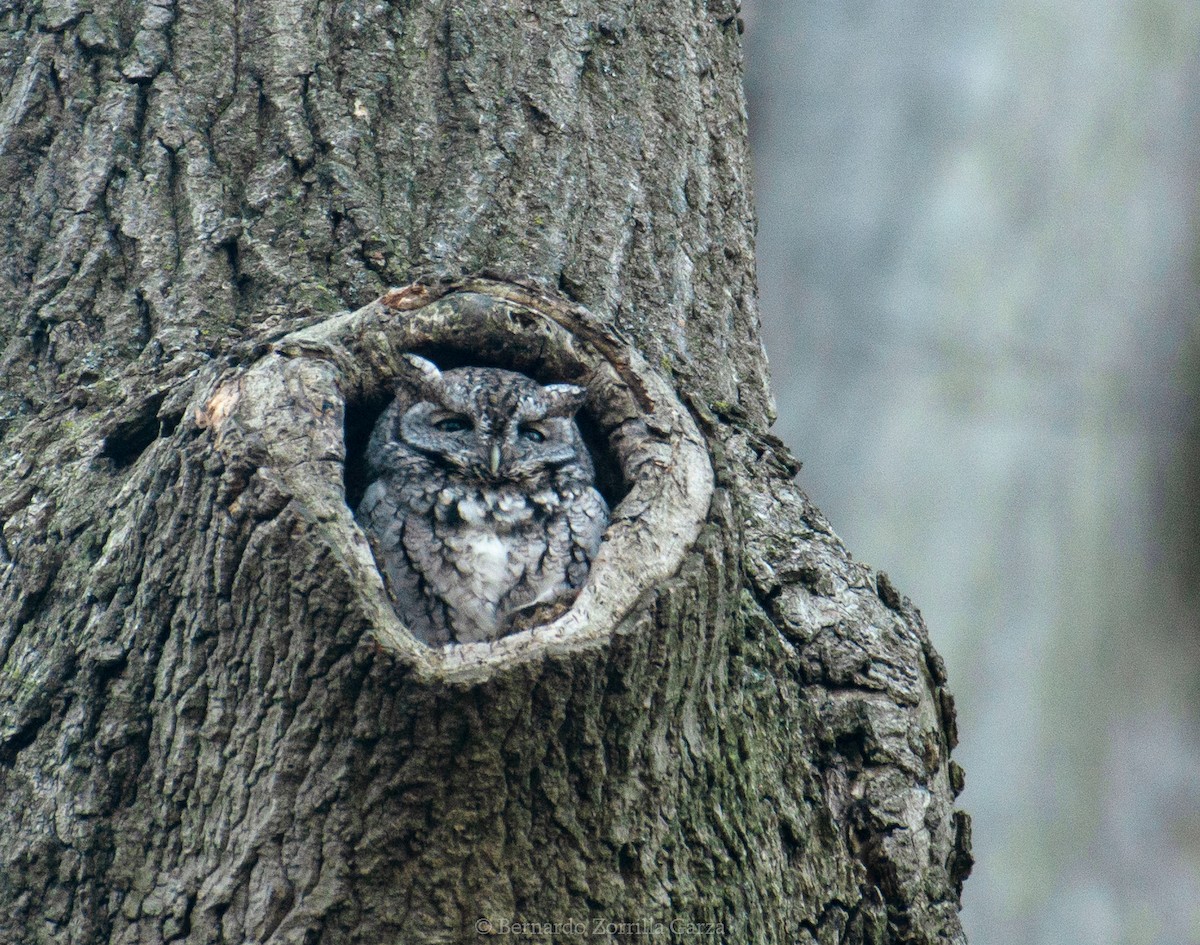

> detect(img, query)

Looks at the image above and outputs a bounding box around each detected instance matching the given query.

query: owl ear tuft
[540,384,588,418]
[402,354,447,401]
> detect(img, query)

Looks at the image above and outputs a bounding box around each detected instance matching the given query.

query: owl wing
[495,485,608,637]
[358,477,454,645]
[564,486,608,588]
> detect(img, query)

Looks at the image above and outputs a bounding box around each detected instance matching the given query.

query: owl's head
[395,355,594,483]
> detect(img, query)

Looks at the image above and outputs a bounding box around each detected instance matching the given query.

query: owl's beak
[489,442,502,476]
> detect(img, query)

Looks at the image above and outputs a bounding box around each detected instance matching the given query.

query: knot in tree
[198,278,714,681]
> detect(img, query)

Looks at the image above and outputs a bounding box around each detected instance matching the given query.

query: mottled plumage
[357,355,609,645]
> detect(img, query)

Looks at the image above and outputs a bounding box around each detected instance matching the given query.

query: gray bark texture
[0,1,972,943]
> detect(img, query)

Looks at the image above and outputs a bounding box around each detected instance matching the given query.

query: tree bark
[0,2,971,943]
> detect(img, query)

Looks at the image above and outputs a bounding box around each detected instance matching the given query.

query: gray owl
[357,355,609,645]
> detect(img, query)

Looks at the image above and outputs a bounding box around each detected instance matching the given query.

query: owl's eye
[518,426,545,443]
[435,417,471,433]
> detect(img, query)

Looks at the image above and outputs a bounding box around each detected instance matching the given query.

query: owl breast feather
[360,444,607,644]
[435,487,559,637]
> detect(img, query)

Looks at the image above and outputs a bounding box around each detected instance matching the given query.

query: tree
[0,1,971,942]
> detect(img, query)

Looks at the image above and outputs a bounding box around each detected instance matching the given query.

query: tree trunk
[0,1,971,943]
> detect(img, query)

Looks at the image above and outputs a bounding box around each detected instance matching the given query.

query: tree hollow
[197,277,714,683]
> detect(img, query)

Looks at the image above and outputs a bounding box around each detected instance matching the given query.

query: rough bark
[0,2,971,944]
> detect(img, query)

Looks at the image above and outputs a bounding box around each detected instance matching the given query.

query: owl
[356,355,609,645]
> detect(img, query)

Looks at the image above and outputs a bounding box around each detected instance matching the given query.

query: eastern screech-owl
[357,355,609,645]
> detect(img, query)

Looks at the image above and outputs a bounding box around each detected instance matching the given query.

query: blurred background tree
[741,2,1200,943]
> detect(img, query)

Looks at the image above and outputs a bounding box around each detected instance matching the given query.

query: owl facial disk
[393,364,591,484]
[435,416,472,434]
[499,417,581,478]
[399,402,481,473]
